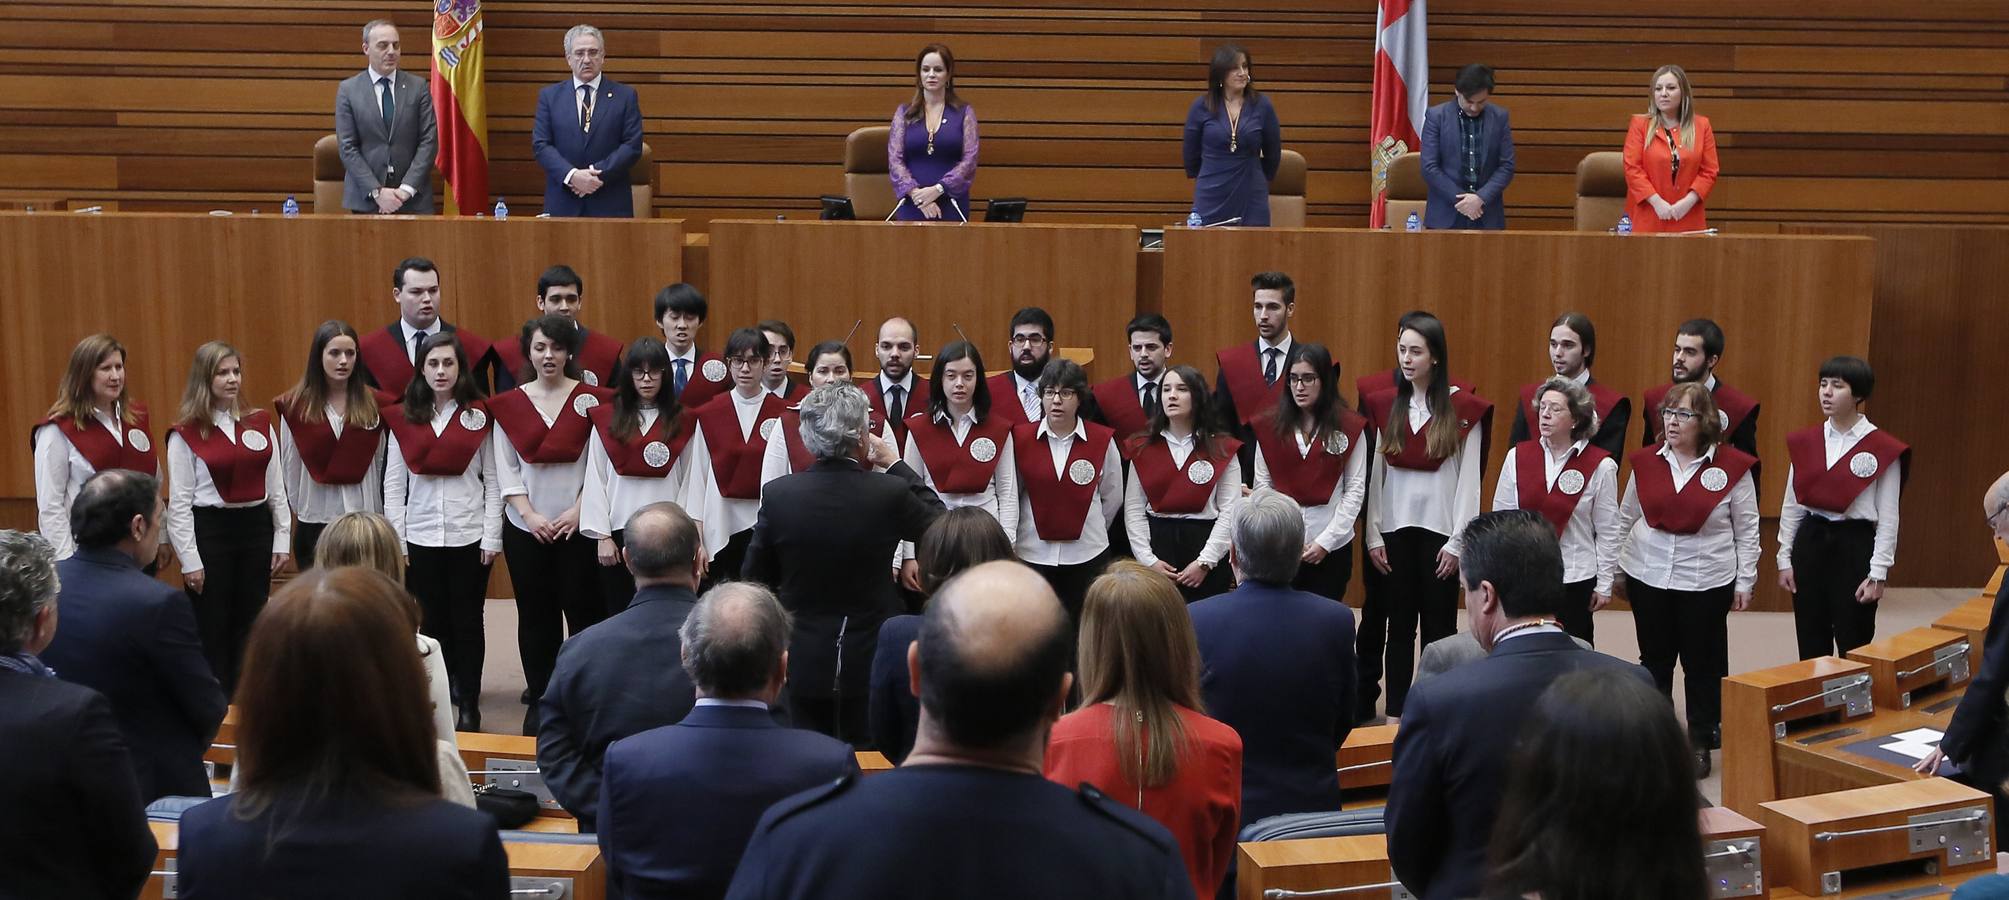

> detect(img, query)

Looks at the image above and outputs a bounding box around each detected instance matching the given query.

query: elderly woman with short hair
[744,382,946,743]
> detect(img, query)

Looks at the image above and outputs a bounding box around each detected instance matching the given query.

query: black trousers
[188,505,274,695]
[597,529,638,616]
[1028,552,1111,623]
[1356,541,1389,717]
[1558,578,1596,646]
[1146,516,1234,603]
[1628,579,1733,747]
[408,542,491,710]
[291,520,328,571]
[1359,527,1458,718]
[703,528,755,593]
[503,524,605,702]
[1293,541,1355,603]
[1790,517,1879,659]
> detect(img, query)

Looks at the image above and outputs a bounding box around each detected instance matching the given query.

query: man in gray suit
[334,19,437,214]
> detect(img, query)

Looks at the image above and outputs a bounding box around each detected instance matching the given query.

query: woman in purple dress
[1182,44,1282,227]
[889,43,980,222]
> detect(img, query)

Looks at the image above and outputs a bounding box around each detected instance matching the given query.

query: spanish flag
[430,0,489,216]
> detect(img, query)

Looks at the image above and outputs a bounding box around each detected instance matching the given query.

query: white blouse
[1618,444,1762,593]
[579,408,708,541]
[165,410,292,573]
[1776,417,1902,581]
[1250,428,1370,552]
[1492,441,1622,594]
[1013,420,1124,567]
[383,401,504,552]
[1365,390,1484,556]
[1123,431,1242,569]
[276,407,386,526]
[898,410,1020,563]
[32,409,137,560]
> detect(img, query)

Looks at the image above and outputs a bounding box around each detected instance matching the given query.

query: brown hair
[230,567,441,819]
[47,334,137,427]
[915,507,1015,597]
[176,341,246,437]
[1658,381,1723,452]
[1379,314,1461,459]
[313,513,421,621]
[1643,64,1697,150]
[1078,560,1206,789]
[277,320,380,430]
[902,43,965,122]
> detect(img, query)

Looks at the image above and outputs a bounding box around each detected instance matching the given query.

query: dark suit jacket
[1943,589,2009,784]
[42,545,227,800]
[531,78,644,217]
[1188,581,1356,828]
[538,584,700,831]
[599,703,859,900]
[333,68,438,213]
[867,614,922,763]
[744,458,943,698]
[1418,101,1515,229]
[178,789,508,899]
[1386,631,1653,900]
[0,669,156,900]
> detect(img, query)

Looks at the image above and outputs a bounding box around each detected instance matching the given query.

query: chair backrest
[1267,149,1308,228]
[1575,151,1627,231]
[312,134,343,214]
[1380,152,1426,229]
[844,126,895,221]
[631,141,654,219]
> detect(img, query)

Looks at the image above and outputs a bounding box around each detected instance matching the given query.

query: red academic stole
[34,404,158,474]
[695,392,786,500]
[1514,441,1611,535]
[1362,388,1494,472]
[1250,407,1368,508]
[498,328,625,388]
[1785,426,1910,514]
[1628,445,1759,535]
[986,373,1037,427]
[906,412,1013,494]
[1519,380,1625,431]
[384,402,491,476]
[673,352,730,411]
[863,376,931,444]
[1129,436,1242,515]
[172,410,274,504]
[778,406,886,470]
[1643,381,1758,444]
[359,323,494,397]
[1090,376,1151,459]
[1012,420,1115,542]
[275,397,382,486]
[1216,343,1283,427]
[488,384,613,465]
[588,405,693,479]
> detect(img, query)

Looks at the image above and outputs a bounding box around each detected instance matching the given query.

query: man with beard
[865,317,934,449]
[1214,272,1296,484]
[1090,314,1173,449]
[988,308,1056,428]
[1506,311,1631,460]
[1640,318,1759,460]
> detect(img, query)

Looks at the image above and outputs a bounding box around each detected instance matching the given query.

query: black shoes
[455,706,480,734]
[1695,748,1712,779]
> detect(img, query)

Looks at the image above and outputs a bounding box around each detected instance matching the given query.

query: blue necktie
[379,78,395,134]
[673,359,689,398]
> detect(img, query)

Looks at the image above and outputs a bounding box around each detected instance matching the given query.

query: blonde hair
[176,341,246,437]
[314,512,419,631]
[47,334,136,427]
[1644,64,1696,151]
[1659,381,1722,452]
[1078,561,1206,789]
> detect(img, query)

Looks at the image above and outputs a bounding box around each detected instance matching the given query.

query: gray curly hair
[0,531,59,655]
[798,382,871,462]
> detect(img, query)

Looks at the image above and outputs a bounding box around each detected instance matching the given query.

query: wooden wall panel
[0,2,2001,229]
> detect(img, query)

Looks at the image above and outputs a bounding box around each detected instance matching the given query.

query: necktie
[1263,348,1280,385]
[887,385,906,426]
[580,84,595,133]
[411,330,428,368]
[673,359,689,398]
[1022,385,1040,422]
[1143,383,1161,420]
[379,77,396,134]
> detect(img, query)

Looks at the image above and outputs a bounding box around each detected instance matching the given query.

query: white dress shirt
[165,410,292,573]
[1365,388,1484,556]
[277,408,386,525]
[1618,444,1761,593]
[899,410,1020,564]
[1123,431,1242,568]
[32,409,129,560]
[687,389,773,554]
[1492,440,1622,594]
[1256,334,1294,384]
[579,408,708,540]
[1014,374,1042,423]
[1776,416,1902,581]
[493,392,591,532]
[1250,429,1370,552]
[563,75,605,185]
[1014,419,1124,566]
[362,69,417,199]
[383,401,504,552]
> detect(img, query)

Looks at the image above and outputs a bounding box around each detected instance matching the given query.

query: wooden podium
[1760,779,1993,896]
[1845,627,1972,711]
[1934,595,1994,670]
[504,840,608,900]
[1237,834,1412,900]
[1701,806,1768,898]
[1337,724,1397,792]
[1723,658,1875,815]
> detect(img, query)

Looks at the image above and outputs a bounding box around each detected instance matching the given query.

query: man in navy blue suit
[40,470,226,802]
[1418,64,1515,230]
[531,24,645,218]
[1386,510,1653,900]
[1189,489,1357,830]
[598,582,856,900]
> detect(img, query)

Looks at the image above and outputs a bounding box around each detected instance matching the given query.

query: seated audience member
[178,567,507,898]
[0,530,156,900]
[1918,469,2009,848]
[41,469,225,802]
[1188,489,1356,829]
[870,506,1017,763]
[539,501,706,831]
[598,583,858,900]
[1386,510,1651,900]
[725,561,1194,900]
[1483,670,1705,900]
[1046,560,1242,899]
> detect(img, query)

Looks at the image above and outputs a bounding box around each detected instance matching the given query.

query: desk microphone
[1203,216,1243,227]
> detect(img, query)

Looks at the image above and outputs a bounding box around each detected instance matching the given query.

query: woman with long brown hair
[166,340,292,693]
[34,334,159,561]
[1044,560,1242,899]
[1621,64,1719,233]
[1122,365,1241,602]
[175,567,507,897]
[275,320,386,569]
[315,512,456,756]
[888,43,979,221]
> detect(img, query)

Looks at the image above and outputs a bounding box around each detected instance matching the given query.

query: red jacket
[1622,113,1719,233]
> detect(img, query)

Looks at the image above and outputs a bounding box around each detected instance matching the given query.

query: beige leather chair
[1575,151,1627,231]
[844,126,895,220]
[1381,152,1426,228]
[631,141,654,218]
[1267,149,1307,227]
[312,135,343,214]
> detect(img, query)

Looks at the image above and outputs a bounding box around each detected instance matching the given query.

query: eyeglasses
[1660,408,1700,422]
[726,356,764,370]
[1536,402,1571,416]
[768,348,793,361]
[1285,373,1320,386]
[1009,335,1050,347]
[1040,388,1078,401]
[632,369,663,381]
[1989,503,2009,530]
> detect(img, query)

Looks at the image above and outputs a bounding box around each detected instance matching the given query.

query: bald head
[623,501,700,585]
[917,561,1072,750]
[876,317,920,381]
[1987,470,2009,542]
[681,582,791,699]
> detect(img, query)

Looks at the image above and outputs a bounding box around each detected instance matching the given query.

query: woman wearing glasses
[1011,358,1123,620]
[1621,64,1719,233]
[683,328,788,586]
[1491,377,1621,644]
[1618,381,1759,778]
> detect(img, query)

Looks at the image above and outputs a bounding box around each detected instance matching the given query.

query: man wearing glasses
[1914,470,2009,848]
[989,308,1056,428]
[532,24,646,218]
[757,320,808,403]
[866,318,933,449]
[684,329,788,585]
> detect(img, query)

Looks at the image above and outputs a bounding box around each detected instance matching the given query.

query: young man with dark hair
[1642,318,1759,460]
[1214,272,1296,483]
[1091,313,1174,450]
[655,282,727,410]
[866,317,934,448]
[356,257,500,396]
[989,307,1057,428]
[755,319,807,402]
[497,264,626,387]
[1508,311,1632,459]
[1418,63,1515,230]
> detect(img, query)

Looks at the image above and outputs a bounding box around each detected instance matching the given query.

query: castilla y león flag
[430,0,489,216]
[1369,0,1428,228]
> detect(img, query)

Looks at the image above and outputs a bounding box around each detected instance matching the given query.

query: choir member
[356,257,499,398]
[988,307,1054,428]
[1091,313,1174,451]
[34,334,159,561]
[274,320,386,569]
[582,337,709,616]
[1507,312,1631,460]
[495,265,626,388]
[1251,342,1369,603]
[1642,318,1759,460]
[900,341,1019,594]
[1211,271,1294,448]
[1492,376,1621,644]
[1124,365,1240,602]
[757,319,809,402]
[685,328,788,586]
[865,317,933,449]
[760,341,897,487]
[654,282,727,411]
[166,341,291,693]
[1012,358,1122,620]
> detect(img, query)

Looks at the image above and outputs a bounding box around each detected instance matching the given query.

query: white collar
[432,399,459,423]
[1657,442,1718,465]
[1162,429,1195,447]
[1037,419,1087,442]
[399,318,441,345]
[1703,373,1720,392]
[934,407,979,426]
[208,408,236,428]
[1259,334,1293,356]
[881,371,916,394]
[695,697,769,709]
[1135,371,1157,391]
[1545,438,1588,460]
[572,76,604,93]
[1570,368,1591,386]
[732,389,767,408]
[1825,416,1874,440]
[668,345,698,364]
[366,68,398,85]
[1014,373,1039,393]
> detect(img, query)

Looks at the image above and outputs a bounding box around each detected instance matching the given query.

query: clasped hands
[1647,193,1698,222]
[908,184,947,220]
[567,166,606,197]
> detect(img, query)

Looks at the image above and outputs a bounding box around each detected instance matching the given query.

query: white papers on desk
[1882,727,1947,760]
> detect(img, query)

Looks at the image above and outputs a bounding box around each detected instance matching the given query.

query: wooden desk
[1935,595,1994,670]
[1766,686,1966,814]
[1337,724,1397,792]
[1724,657,1877,816]
[1237,834,1407,900]
[857,751,893,775]
[1845,627,1973,712]
[1761,779,1993,896]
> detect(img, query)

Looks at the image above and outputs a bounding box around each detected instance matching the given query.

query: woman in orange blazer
[1622,64,1719,233]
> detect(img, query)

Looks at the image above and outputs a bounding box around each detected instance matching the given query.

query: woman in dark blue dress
[889,43,980,222]
[1182,43,1282,227]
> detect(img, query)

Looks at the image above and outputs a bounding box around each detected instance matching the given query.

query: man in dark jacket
[1918,469,2009,845]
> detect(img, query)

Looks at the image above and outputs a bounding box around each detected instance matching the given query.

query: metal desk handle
[1898,644,1971,680]
[1337,760,1391,774]
[1772,677,1868,715]
[1265,882,1403,898]
[1816,811,1988,841]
